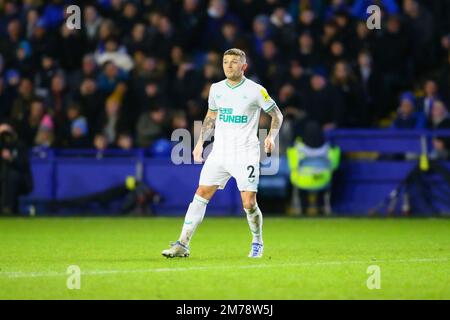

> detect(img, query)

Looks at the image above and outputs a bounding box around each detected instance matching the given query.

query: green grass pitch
[0,217,449,299]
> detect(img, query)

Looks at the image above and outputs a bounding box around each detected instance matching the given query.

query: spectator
[93,133,108,151]
[97,61,128,94]
[154,15,178,59]
[402,0,435,76]
[76,77,104,139]
[96,19,118,51]
[34,54,59,96]
[14,40,34,76]
[66,103,90,148]
[23,5,38,37]
[430,100,450,160]
[124,23,149,56]
[185,99,204,125]
[46,71,70,130]
[29,18,58,68]
[251,14,271,56]
[0,53,4,78]
[211,19,242,52]
[10,77,35,124]
[296,8,320,37]
[83,5,103,51]
[326,39,349,72]
[0,1,20,36]
[0,77,7,122]
[391,92,426,129]
[95,37,134,73]
[57,22,85,73]
[276,82,304,150]
[0,19,22,68]
[117,132,134,150]
[374,15,412,116]
[0,122,33,215]
[286,59,309,92]
[3,69,21,118]
[170,110,188,132]
[136,106,168,148]
[16,97,46,147]
[175,0,205,49]
[352,20,375,58]
[300,72,345,130]
[118,1,140,38]
[355,50,383,125]
[231,0,262,31]
[333,10,354,48]
[418,79,441,120]
[254,39,286,93]
[438,51,450,105]
[34,114,55,148]
[68,54,98,93]
[270,6,296,52]
[97,96,129,147]
[41,0,65,29]
[325,0,350,21]
[320,20,339,55]
[203,0,237,49]
[331,60,367,127]
[295,31,322,70]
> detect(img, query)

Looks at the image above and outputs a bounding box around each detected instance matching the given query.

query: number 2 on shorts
[247,165,255,179]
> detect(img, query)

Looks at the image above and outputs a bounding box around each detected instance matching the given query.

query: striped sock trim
[194,194,209,205]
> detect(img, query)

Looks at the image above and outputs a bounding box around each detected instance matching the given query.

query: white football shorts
[199,147,260,192]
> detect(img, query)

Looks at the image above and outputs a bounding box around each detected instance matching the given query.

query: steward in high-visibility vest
[287,140,340,191]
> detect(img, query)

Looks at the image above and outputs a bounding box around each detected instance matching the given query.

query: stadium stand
[1,0,450,215]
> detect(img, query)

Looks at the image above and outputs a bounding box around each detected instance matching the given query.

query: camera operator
[0,122,33,215]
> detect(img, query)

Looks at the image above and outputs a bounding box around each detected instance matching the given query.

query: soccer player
[162,48,283,258]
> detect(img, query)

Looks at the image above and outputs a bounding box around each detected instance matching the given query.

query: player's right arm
[193,109,217,163]
[193,83,218,163]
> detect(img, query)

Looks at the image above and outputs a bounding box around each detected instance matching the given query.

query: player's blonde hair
[223,48,246,62]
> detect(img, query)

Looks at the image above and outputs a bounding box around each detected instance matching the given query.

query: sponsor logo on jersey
[218,107,248,124]
[260,88,271,102]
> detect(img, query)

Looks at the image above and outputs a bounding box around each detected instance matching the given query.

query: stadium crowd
[1,0,450,153]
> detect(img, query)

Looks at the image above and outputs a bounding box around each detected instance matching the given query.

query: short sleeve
[208,83,218,111]
[257,85,277,113]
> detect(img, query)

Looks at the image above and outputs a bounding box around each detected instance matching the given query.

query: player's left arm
[265,104,284,153]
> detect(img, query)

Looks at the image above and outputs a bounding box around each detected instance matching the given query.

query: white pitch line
[1,257,449,279]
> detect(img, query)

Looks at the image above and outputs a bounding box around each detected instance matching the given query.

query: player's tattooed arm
[265,105,283,153]
[267,104,283,139]
[193,109,217,162]
[200,109,217,144]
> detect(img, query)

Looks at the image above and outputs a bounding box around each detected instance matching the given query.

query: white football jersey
[208,77,277,156]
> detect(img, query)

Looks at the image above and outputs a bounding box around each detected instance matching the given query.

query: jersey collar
[225,77,246,89]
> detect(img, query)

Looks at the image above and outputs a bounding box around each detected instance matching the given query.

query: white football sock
[244,205,263,244]
[178,194,209,246]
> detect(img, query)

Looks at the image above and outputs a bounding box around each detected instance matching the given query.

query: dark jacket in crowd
[300,84,345,127]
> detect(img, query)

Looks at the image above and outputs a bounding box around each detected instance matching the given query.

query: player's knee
[195,186,214,200]
[243,198,257,211]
